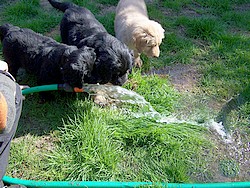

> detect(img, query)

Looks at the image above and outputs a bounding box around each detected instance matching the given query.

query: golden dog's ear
[143,21,165,45]
[132,28,152,53]
[145,35,156,45]
[156,26,165,44]
[132,28,146,43]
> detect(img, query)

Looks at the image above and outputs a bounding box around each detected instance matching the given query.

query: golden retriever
[115,0,165,67]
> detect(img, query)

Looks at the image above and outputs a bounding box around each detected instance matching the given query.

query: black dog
[48,0,134,86]
[0,23,96,89]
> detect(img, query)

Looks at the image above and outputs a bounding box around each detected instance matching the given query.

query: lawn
[0,0,249,184]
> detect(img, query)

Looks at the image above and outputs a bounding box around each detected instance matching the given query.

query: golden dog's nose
[152,47,160,57]
[153,51,160,58]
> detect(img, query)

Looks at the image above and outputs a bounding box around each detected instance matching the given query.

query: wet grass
[0,0,249,184]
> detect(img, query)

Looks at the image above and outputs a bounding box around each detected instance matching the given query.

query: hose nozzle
[58,83,85,93]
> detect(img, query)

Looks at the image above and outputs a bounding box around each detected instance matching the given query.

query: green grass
[2,0,61,33]
[10,99,213,182]
[0,0,249,184]
[162,0,193,12]
[97,12,116,35]
[199,33,250,99]
[125,71,179,114]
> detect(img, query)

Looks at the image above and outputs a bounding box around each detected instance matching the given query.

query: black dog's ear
[77,34,106,49]
[77,37,97,49]
[77,46,96,76]
[67,47,96,73]
[117,47,134,73]
[60,46,96,87]
[60,46,79,65]
[78,46,96,63]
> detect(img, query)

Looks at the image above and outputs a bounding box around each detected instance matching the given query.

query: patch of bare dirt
[35,135,56,152]
[159,3,202,18]
[46,25,60,38]
[97,4,116,16]
[180,8,201,17]
[39,0,54,10]
[233,3,250,12]
[147,64,201,92]
[13,135,56,152]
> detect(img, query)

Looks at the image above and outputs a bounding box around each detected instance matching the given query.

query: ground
[148,64,201,93]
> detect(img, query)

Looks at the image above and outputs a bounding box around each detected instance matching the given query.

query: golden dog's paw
[134,57,143,68]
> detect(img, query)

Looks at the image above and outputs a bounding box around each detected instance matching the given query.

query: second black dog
[48,0,134,86]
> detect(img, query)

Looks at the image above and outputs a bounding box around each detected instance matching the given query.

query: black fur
[0,23,96,88]
[48,0,134,86]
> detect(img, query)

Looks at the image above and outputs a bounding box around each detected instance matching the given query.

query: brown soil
[147,64,201,92]
[233,3,250,12]
[12,135,56,153]
[39,0,54,10]
[46,25,60,38]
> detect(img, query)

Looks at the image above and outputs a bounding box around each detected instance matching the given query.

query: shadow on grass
[11,70,89,137]
[15,91,89,137]
[216,84,250,126]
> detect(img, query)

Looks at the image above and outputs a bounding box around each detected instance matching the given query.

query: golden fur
[115,0,165,67]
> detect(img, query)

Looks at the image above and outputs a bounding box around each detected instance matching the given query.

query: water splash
[206,120,233,143]
[84,84,156,110]
[85,84,232,142]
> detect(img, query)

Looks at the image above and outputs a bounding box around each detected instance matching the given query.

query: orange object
[0,92,8,131]
[73,87,84,92]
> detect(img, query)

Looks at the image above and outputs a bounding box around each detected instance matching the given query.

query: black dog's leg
[6,63,20,78]
[2,51,21,78]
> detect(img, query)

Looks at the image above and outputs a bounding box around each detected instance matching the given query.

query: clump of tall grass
[43,100,214,182]
[45,100,123,181]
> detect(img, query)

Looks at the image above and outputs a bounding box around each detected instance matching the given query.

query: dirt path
[148,64,201,92]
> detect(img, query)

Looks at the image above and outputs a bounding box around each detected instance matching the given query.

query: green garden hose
[3,176,250,188]
[21,84,87,95]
